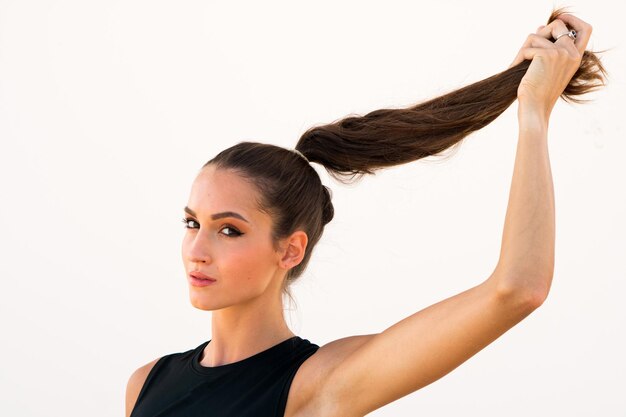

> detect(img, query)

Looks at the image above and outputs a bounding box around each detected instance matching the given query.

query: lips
[190,271,216,281]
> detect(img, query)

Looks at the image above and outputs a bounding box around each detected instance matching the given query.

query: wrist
[518,105,549,133]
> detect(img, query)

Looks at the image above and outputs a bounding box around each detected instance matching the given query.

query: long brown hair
[204,7,608,304]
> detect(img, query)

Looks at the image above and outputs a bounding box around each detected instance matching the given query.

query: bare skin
[127,14,592,417]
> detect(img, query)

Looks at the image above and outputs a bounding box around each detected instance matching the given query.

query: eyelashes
[180,217,243,238]
[181,217,200,229]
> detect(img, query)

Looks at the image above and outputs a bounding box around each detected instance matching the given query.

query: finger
[535,18,579,57]
[552,20,578,47]
[525,33,558,49]
[508,16,583,69]
[517,47,550,63]
[535,19,570,42]
[509,33,557,68]
[554,13,592,54]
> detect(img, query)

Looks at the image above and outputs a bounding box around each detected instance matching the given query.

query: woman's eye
[220,226,242,237]
[181,217,199,229]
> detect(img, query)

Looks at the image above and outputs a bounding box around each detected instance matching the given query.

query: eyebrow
[184,206,249,223]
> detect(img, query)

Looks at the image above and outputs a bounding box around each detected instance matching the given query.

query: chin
[188,288,245,311]
[189,293,223,311]
[188,287,267,311]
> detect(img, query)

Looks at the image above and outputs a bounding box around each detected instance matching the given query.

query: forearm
[494,111,555,301]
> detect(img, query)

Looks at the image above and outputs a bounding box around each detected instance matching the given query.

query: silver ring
[555,29,577,42]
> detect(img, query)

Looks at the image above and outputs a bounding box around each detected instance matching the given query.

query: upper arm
[125,357,160,417]
[319,272,542,417]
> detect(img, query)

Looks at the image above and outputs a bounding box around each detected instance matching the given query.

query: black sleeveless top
[130,336,320,417]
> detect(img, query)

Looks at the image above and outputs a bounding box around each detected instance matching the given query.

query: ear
[277,230,308,271]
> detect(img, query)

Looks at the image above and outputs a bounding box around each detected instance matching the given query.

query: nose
[183,230,213,264]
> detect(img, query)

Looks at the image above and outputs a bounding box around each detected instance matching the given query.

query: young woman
[126,10,605,417]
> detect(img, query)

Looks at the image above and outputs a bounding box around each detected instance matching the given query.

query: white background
[1,0,624,416]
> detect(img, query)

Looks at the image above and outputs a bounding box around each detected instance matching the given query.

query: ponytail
[296,7,608,184]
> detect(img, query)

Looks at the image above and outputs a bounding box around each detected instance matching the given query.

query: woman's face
[181,165,285,311]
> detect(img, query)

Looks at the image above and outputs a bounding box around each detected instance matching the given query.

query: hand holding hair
[510,12,595,124]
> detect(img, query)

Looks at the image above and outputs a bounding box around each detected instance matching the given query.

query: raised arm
[306,15,592,417]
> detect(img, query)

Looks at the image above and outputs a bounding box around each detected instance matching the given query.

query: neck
[200,279,295,367]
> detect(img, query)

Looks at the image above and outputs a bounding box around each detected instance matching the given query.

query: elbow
[523,284,550,309]
[495,272,552,310]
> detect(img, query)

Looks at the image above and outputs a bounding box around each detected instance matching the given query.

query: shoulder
[284,334,375,417]
[125,357,161,417]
